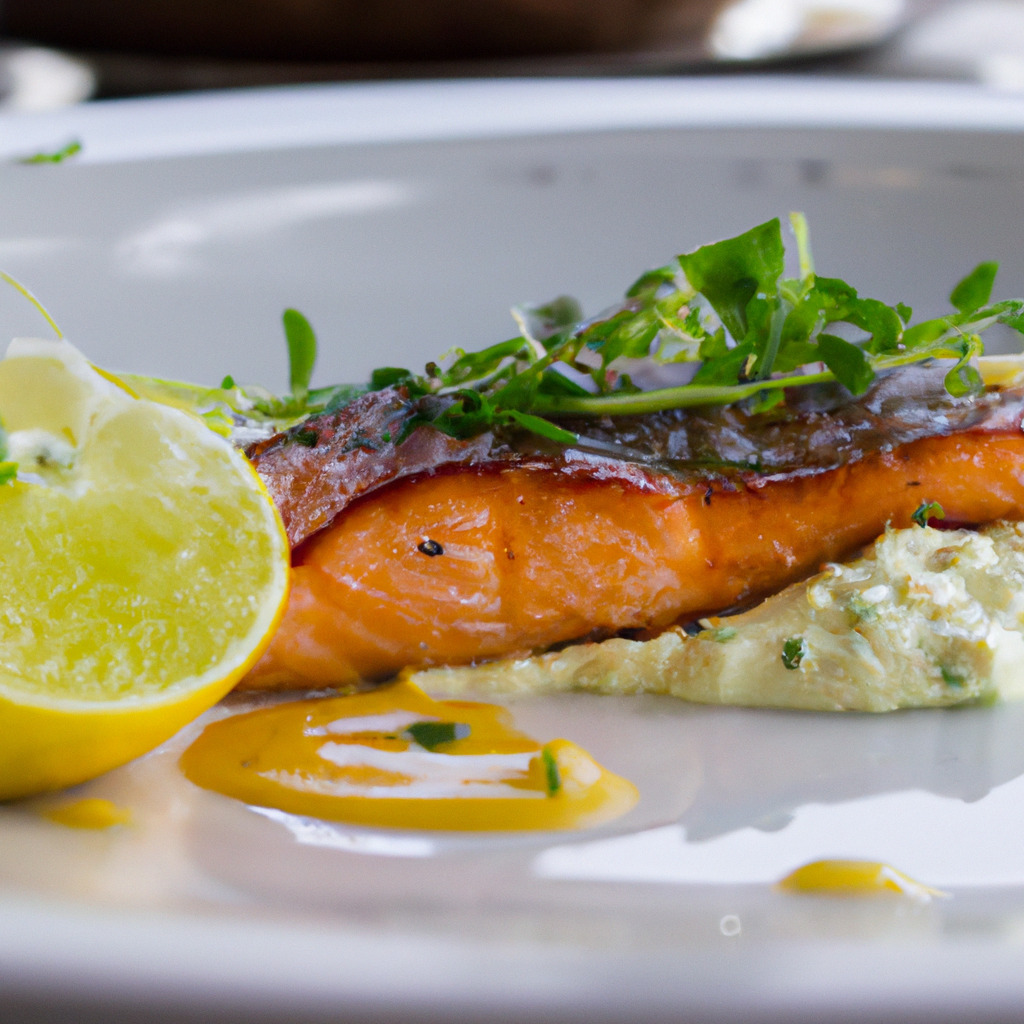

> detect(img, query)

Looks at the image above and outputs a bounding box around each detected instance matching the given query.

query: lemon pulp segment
[0,339,290,800]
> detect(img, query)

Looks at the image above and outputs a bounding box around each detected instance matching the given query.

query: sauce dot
[777,859,943,900]
[42,797,132,830]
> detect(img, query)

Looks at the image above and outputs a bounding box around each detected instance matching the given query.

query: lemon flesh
[0,339,290,800]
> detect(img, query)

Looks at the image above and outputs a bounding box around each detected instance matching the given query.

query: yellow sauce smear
[181,679,638,831]
[777,859,944,900]
[42,797,132,830]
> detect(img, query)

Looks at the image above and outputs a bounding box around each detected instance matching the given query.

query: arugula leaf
[950,262,998,314]
[134,214,1024,452]
[678,218,785,340]
[816,334,874,396]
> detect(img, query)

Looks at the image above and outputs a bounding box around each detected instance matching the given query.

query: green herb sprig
[93,213,1024,451]
[122,308,367,440]
[540,745,562,796]
[367,213,1024,445]
[18,140,82,165]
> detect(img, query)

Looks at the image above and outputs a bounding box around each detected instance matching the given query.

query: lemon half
[0,339,290,800]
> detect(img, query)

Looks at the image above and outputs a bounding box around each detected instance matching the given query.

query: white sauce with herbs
[415,521,1024,712]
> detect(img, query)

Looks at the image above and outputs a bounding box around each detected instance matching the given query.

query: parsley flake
[940,666,966,688]
[402,721,470,750]
[912,501,945,528]
[782,636,808,670]
[541,745,562,797]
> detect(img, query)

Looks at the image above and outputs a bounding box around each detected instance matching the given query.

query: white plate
[3,77,1024,1023]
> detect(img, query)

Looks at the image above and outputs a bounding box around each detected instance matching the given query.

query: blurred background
[3,0,1024,387]
[2,0,1024,110]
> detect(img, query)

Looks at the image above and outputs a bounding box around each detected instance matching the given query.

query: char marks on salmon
[249,363,1024,549]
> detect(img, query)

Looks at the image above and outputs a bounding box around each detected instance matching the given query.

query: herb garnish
[121,308,367,440]
[540,745,562,797]
[402,720,470,750]
[940,666,966,689]
[912,501,945,528]
[18,140,82,165]
[782,636,808,670]
[358,213,1024,445]
[97,213,1024,448]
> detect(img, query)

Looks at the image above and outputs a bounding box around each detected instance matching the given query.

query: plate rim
[4,887,1024,1022]
[3,75,1024,165]
[4,74,1024,1022]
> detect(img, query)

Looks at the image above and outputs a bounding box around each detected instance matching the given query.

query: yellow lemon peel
[0,338,290,800]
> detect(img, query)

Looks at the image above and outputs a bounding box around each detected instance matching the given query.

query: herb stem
[532,369,837,418]
[754,298,791,382]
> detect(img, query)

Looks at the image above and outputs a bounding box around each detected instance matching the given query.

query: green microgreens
[122,308,367,440]
[361,213,1024,444]
[240,308,363,423]
[18,213,1022,457]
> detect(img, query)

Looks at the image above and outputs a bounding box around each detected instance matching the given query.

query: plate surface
[3,77,1024,1024]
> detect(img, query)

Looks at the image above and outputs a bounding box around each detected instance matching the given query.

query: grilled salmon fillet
[239,362,1024,689]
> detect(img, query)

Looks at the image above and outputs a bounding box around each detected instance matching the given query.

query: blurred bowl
[2,0,729,63]
[0,44,95,110]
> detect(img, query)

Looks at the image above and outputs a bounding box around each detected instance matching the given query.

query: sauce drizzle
[181,679,638,831]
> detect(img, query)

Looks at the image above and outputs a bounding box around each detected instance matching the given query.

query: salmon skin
[250,363,1024,547]
[242,363,1024,689]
